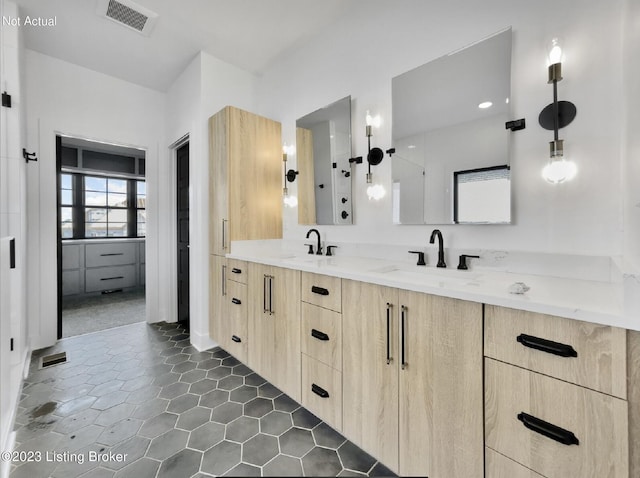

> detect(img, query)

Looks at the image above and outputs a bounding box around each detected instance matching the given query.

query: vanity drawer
[301,302,342,371]
[301,272,341,312]
[85,265,136,292]
[224,280,248,362]
[485,358,628,478]
[62,270,82,295]
[485,448,546,478]
[85,242,136,268]
[484,305,627,398]
[301,353,342,431]
[62,244,82,270]
[227,259,248,284]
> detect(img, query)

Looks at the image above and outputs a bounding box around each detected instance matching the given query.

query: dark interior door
[177,143,190,328]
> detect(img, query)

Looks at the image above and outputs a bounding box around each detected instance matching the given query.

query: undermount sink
[369,264,481,286]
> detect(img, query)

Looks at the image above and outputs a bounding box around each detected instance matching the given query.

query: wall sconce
[538,38,577,184]
[282,144,298,207]
[365,110,386,200]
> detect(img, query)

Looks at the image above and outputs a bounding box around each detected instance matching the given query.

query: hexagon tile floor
[9,322,397,478]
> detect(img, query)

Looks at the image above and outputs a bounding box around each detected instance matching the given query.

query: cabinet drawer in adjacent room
[484,358,628,478]
[227,259,248,284]
[484,305,627,398]
[62,270,82,295]
[85,242,137,268]
[62,244,82,270]
[301,302,342,370]
[301,353,342,431]
[85,265,136,292]
[301,272,341,312]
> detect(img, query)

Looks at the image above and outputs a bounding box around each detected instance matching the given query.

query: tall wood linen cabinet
[208,106,283,351]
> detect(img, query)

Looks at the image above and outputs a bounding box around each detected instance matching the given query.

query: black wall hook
[23,149,38,163]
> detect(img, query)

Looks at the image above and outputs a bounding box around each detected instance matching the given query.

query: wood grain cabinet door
[397,290,483,478]
[248,264,301,402]
[342,280,400,472]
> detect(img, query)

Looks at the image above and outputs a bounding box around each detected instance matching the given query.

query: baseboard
[190,328,218,352]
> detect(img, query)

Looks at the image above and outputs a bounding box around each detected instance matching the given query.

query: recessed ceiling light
[408,145,416,149]
[478,101,493,109]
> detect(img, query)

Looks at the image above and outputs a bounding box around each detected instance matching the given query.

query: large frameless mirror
[296,96,353,225]
[392,28,512,225]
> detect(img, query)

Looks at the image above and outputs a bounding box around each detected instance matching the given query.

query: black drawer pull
[231,268,242,274]
[311,286,329,296]
[311,383,330,398]
[231,298,242,305]
[232,335,242,343]
[311,329,329,341]
[100,253,124,256]
[517,412,579,446]
[100,276,124,281]
[516,334,578,358]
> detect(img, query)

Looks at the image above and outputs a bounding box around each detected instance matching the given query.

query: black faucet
[429,229,446,268]
[305,228,323,255]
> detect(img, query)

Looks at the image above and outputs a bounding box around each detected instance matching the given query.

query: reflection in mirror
[296,96,352,225]
[392,28,512,225]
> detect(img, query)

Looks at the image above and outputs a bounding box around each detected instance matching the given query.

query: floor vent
[97,0,158,36]
[40,352,67,368]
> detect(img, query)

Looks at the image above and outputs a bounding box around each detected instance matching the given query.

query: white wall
[165,51,257,350]
[256,0,626,257]
[623,0,640,270]
[24,50,166,350]
[0,0,27,472]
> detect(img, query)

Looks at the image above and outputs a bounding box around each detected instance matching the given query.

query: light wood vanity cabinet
[248,263,301,401]
[484,305,631,478]
[342,279,484,477]
[209,106,282,257]
[208,106,282,349]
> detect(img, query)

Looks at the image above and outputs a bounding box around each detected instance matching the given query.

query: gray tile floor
[10,322,396,477]
[62,288,145,338]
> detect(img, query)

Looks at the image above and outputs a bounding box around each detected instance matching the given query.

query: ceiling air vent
[97,0,158,37]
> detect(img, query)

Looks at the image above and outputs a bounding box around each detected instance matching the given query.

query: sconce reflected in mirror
[365,110,386,200]
[282,144,299,207]
[539,38,577,184]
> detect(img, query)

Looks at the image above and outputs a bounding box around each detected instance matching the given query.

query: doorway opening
[56,135,147,338]
[176,141,190,330]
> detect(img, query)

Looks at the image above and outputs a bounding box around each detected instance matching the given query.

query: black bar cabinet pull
[401,305,407,370]
[311,286,329,296]
[516,334,578,358]
[311,383,330,398]
[386,302,393,365]
[311,329,329,341]
[100,276,124,281]
[231,298,242,305]
[517,412,580,446]
[231,268,242,274]
[232,335,242,343]
[100,252,124,257]
[268,275,273,314]
[263,275,268,313]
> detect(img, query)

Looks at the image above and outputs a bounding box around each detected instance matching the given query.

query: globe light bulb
[366,184,386,201]
[542,157,577,184]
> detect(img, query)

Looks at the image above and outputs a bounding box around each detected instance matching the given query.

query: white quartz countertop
[226,249,633,331]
